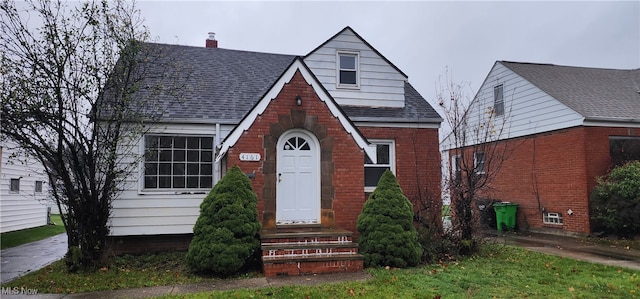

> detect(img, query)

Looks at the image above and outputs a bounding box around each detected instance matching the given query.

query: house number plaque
[239,153,261,161]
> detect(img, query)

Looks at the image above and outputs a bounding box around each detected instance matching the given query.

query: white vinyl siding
[0,141,49,233]
[305,28,406,108]
[458,62,583,147]
[109,123,233,236]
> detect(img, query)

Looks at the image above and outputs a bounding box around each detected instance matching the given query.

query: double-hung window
[364,140,395,191]
[474,151,485,174]
[337,51,359,88]
[143,135,214,190]
[494,84,504,116]
[452,155,462,182]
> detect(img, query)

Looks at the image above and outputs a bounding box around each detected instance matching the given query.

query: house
[442,61,640,236]
[106,27,442,275]
[0,140,50,233]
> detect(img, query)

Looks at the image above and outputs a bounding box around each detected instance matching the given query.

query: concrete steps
[260,228,364,276]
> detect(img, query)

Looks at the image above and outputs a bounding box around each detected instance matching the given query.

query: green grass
[160,246,639,299]
[1,214,65,249]
[3,245,638,298]
[0,251,250,293]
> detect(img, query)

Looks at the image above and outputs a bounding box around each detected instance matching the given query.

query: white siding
[460,62,583,147]
[109,122,234,236]
[304,29,407,108]
[0,141,49,233]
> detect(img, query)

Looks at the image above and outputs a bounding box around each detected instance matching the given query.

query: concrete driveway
[1,233,67,284]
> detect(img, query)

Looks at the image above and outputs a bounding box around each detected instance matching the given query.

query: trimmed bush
[186,166,261,275]
[356,170,422,268]
[590,161,640,238]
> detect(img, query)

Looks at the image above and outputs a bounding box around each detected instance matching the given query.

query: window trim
[336,51,360,89]
[494,84,504,116]
[474,151,486,174]
[35,180,43,193]
[364,139,395,192]
[10,178,20,193]
[140,134,215,194]
[543,212,563,225]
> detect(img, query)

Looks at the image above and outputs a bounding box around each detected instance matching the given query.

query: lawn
[0,214,66,249]
[3,245,638,298]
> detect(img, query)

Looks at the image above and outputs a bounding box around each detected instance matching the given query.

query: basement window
[543,212,563,225]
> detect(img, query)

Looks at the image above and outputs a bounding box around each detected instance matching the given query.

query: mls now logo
[1,287,38,295]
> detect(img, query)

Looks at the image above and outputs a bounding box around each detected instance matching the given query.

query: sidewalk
[1,233,67,284]
[2,271,372,299]
[486,230,640,271]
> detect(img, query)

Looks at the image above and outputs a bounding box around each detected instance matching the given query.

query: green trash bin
[493,202,518,231]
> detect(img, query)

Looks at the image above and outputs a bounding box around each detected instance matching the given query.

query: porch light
[296,95,302,106]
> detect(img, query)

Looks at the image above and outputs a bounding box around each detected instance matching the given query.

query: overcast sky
[137,1,640,117]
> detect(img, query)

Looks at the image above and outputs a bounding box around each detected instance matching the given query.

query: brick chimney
[206,32,218,48]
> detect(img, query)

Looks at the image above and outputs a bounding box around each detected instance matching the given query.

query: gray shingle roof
[117,42,440,124]
[342,82,442,122]
[128,43,296,123]
[501,61,640,121]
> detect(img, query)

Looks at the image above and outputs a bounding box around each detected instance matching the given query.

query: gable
[216,57,377,163]
[304,27,407,108]
[502,61,640,123]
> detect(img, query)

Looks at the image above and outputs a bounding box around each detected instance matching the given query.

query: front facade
[108,27,442,259]
[443,61,640,235]
[0,140,50,233]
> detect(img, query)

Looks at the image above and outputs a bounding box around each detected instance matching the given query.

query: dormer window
[337,51,359,88]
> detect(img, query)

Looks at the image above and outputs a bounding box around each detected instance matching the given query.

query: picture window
[144,135,214,190]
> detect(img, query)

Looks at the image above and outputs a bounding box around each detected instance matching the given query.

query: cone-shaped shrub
[357,170,422,268]
[186,166,261,275]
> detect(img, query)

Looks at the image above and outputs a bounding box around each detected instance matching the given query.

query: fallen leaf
[349,289,355,296]
[569,287,575,292]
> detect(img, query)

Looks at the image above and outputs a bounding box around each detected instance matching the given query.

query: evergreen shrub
[356,170,422,267]
[186,166,261,275]
[590,161,640,238]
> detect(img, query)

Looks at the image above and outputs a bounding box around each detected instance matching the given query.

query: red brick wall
[471,126,639,235]
[359,127,442,220]
[226,70,365,233]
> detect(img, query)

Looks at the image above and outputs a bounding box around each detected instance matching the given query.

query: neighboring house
[442,61,640,236]
[106,27,442,275]
[0,140,50,233]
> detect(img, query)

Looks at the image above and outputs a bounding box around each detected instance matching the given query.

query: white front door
[276,130,320,225]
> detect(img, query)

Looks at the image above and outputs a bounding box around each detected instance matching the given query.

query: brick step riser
[263,259,364,277]
[262,247,358,258]
[260,236,353,244]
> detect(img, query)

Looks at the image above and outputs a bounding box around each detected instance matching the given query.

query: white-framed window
[364,140,395,191]
[543,212,563,225]
[451,155,461,182]
[10,178,20,192]
[494,84,504,116]
[337,51,359,88]
[474,151,485,174]
[35,180,43,193]
[143,135,214,190]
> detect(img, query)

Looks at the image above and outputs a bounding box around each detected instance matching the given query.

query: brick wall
[359,127,442,223]
[226,70,364,233]
[467,126,639,235]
